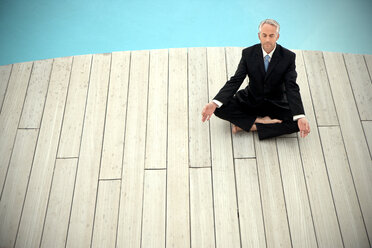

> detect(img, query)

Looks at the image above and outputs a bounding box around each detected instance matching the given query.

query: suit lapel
[254,46,266,77]
[265,45,280,81]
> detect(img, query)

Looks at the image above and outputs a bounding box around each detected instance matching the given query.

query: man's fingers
[300,130,308,138]
[298,119,310,138]
[299,128,310,138]
[201,113,212,122]
[202,113,208,122]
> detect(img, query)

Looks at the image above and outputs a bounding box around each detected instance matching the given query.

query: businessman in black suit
[201,19,310,140]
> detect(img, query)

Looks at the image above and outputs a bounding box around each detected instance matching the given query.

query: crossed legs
[232,116,282,133]
[214,97,299,140]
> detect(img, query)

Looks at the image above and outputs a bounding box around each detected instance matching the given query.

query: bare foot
[255,116,282,124]
[232,124,243,134]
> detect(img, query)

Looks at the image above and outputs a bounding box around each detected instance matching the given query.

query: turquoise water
[0,0,371,65]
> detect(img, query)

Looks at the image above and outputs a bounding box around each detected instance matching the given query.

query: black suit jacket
[214,43,305,116]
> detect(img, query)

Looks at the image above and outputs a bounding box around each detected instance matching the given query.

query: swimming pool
[0,0,371,65]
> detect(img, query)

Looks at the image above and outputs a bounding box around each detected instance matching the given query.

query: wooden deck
[0,47,371,248]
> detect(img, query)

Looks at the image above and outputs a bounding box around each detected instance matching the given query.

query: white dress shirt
[213,45,305,121]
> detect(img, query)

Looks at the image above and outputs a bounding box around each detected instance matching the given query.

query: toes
[272,119,282,124]
[232,125,237,134]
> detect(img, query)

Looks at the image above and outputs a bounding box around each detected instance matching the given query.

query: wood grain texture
[207,47,240,248]
[19,59,52,128]
[344,53,372,120]
[91,180,121,248]
[145,49,168,169]
[1,47,371,248]
[362,121,372,159]
[0,64,12,113]
[319,126,370,248]
[188,47,211,167]
[276,138,317,248]
[100,51,130,178]
[364,54,372,77]
[303,50,338,125]
[294,50,344,247]
[116,50,149,248]
[254,135,291,248]
[66,54,111,248]
[166,48,190,248]
[0,62,32,194]
[323,51,372,240]
[40,159,77,248]
[57,54,92,158]
[141,170,166,248]
[0,129,38,248]
[16,57,72,248]
[190,168,215,248]
[235,158,266,248]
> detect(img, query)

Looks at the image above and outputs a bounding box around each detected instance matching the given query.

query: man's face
[258,24,279,53]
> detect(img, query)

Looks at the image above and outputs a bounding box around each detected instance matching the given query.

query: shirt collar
[261,44,277,59]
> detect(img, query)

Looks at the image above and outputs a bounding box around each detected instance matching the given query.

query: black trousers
[214,97,299,140]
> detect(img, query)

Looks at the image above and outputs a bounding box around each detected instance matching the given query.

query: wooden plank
[0,62,32,194]
[365,54,372,77]
[65,53,111,248]
[0,64,12,113]
[254,134,291,247]
[323,51,372,240]
[225,47,255,158]
[362,121,372,159]
[0,129,38,248]
[166,48,190,248]
[302,50,338,125]
[116,50,149,248]
[141,170,166,248]
[190,168,215,248]
[344,53,372,120]
[276,138,318,248]
[57,54,92,158]
[15,57,72,248]
[226,46,249,92]
[19,59,52,128]
[207,47,240,248]
[100,51,130,178]
[319,126,370,248]
[40,159,77,248]
[235,158,266,248]
[91,180,121,248]
[188,47,211,167]
[293,50,344,247]
[145,49,168,169]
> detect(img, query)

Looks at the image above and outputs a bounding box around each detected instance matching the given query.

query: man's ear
[258,32,260,39]
[276,33,280,41]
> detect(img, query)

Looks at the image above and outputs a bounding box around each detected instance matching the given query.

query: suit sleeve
[213,50,248,105]
[284,53,305,116]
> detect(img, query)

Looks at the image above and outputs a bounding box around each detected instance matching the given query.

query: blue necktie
[264,54,270,72]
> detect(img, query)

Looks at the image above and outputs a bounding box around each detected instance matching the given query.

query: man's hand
[298,117,310,138]
[201,102,218,122]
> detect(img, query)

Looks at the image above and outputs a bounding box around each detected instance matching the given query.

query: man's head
[258,19,280,54]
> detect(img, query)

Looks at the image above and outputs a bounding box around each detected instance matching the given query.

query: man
[201,19,310,140]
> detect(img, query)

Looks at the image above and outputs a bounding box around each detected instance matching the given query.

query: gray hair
[259,19,280,33]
